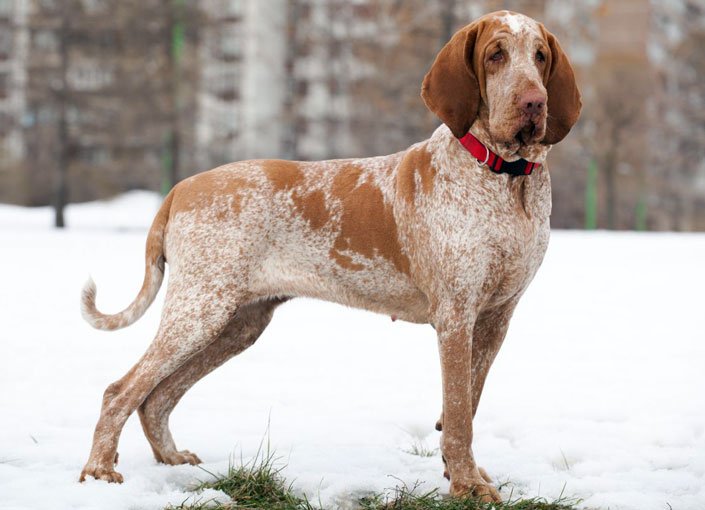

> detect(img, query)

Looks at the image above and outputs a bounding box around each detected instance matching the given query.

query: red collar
[458,131,541,176]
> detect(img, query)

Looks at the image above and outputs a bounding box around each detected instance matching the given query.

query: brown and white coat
[79,10,581,503]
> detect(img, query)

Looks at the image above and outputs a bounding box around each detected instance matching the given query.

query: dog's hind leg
[137,298,286,465]
[79,275,245,483]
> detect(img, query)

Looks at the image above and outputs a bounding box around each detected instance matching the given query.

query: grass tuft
[167,445,584,510]
[403,437,439,458]
[357,480,581,510]
[168,438,317,510]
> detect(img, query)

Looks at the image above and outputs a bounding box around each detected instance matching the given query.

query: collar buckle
[480,145,490,167]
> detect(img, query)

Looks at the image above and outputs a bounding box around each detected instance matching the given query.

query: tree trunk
[282,0,300,160]
[54,6,69,228]
[440,0,456,47]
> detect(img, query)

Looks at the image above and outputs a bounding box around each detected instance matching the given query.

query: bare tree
[656,28,705,230]
[282,0,301,160]
[590,68,649,229]
[17,0,201,224]
[349,0,446,156]
[53,1,70,228]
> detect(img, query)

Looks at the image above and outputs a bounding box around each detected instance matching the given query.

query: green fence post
[635,193,647,231]
[161,0,185,196]
[172,0,185,60]
[161,134,173,196]
[585,159,598,230]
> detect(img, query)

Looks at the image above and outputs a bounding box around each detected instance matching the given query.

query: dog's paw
[449,478,502,503]
[79,466,124,483]
[443,468,492,483]
[442,455,492,485]
[159,449,202,466]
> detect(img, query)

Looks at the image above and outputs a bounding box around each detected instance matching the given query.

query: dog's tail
[81,190,175,331]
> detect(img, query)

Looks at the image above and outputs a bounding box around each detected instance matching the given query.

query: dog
[79,10,580,502]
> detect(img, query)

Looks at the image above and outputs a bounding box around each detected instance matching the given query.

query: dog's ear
[421,23,482,139]
[542,31,582,145]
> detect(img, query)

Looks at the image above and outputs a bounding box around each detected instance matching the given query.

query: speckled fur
[79,11,580,503]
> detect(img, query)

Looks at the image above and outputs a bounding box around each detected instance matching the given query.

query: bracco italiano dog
[80,11,580,502]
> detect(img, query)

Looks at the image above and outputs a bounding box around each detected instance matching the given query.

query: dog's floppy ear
[543,31,582,145]
[421,23,482,139]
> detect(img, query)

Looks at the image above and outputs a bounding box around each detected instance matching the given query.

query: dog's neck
[469,111,551,165]
[429,123,553,220]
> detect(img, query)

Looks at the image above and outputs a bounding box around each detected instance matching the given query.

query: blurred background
[0,0,703,231]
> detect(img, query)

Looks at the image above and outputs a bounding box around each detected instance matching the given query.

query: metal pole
[635,193,647,231]
[162,0,184,196]
[54,4,69,228]
[585,159,598,230]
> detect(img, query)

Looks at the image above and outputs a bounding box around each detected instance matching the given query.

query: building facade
[0,0,703,230]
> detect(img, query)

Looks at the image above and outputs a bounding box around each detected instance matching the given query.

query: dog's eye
[490,50,503,62]
[536,50,546,63]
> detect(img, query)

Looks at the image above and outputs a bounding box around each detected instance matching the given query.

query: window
[210,69,240,101]
[223,0,242,18]
[216,106,238,135]
[216,24,241,61]
[0,28,11,59]
[0,0,12,19]
[33,30,58,52]
[37,0,58,12]
[67,61,114,91]
[0,110,12,135]
[81,0,107,14]
[77,145,109,165]
[0,72,8,99]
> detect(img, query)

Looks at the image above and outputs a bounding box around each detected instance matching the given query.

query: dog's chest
[410,162,551,305]
[484,209,550,305]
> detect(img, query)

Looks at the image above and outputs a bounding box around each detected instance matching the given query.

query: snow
[1,192,704,510]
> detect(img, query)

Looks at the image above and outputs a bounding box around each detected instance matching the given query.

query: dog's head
[421,11,581,153]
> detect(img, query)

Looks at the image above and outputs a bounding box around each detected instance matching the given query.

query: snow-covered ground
[1,191,704,510]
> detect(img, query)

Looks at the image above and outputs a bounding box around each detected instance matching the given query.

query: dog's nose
[520,91,546,116]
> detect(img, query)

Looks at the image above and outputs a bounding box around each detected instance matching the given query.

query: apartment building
[0,0,703,232]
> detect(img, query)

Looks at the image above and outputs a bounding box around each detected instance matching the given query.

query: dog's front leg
[436,305,502,503]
